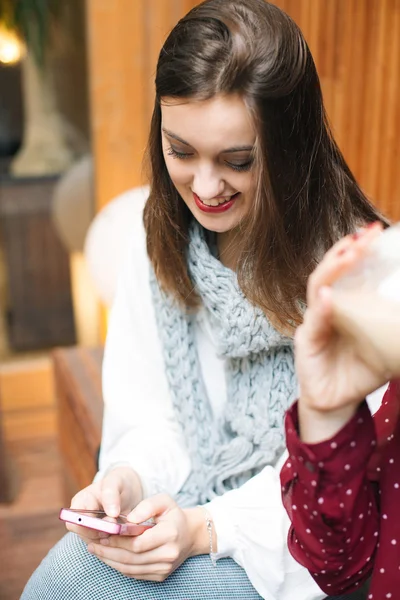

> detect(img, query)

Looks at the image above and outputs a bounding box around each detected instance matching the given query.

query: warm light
[0,26,25,65]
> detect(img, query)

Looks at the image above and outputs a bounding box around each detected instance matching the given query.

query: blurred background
[0,0,399,597]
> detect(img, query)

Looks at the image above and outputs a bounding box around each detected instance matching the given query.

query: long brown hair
[144,0,385,332]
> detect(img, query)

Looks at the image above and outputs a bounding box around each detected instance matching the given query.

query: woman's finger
[132,521,175,553]
[323,222,382,264]
[89,549,168,579]
[100,470,126,517]
[92,521,174,555]
[89,543,137,565]
[89,540,176,568]
[65,522,105,541]
[307,223,382,307]
[307,248,356,307]
[70,486,101,511]
[67,486,109,540]
[99,537,179,565]
[127,493,176,524]
[296,286,333,353]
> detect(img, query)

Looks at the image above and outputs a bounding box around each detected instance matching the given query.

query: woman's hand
[295,223,386,442]
[66,466,143,544]
[87,494,213,582]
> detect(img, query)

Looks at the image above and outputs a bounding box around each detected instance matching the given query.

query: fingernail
[128,511,138,523]
[318,286,330,300]
[87,544,94,553]
[100,538,109,546]
[107,504,119,516]
[352,221,380,240]
[366,221,380,229]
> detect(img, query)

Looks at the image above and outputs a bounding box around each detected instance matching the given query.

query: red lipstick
[193,192,239,214]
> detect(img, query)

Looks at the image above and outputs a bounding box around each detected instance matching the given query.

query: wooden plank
[0,357,54,412]
[0,406,15,503]
[378,0,400,217]
[3,407,57,442]
[53,347,104,440]
[86,0,148,210]
[0,436,64,600]
[0,437,64,519]
[0,357,56,502]
[53,347,104,501]
[275,0,400,221]
[58,389,98,493]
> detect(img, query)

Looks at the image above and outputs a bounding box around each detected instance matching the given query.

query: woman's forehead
[160,95,256,152]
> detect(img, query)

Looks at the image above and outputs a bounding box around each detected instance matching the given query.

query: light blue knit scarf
[150,221,297,507]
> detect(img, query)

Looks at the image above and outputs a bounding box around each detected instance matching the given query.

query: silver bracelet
[203,508,217,567]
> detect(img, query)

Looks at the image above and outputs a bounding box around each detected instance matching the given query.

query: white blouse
[97,193,384,600]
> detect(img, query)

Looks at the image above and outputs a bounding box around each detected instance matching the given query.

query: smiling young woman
[22,1,385,600]
[144,0,383,331]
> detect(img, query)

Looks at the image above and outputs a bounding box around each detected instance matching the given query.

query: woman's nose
[192,165,225,202]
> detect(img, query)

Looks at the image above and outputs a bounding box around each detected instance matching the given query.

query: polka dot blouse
[281,380,400,600]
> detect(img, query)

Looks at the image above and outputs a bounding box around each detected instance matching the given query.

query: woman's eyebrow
[162,128,254,154]
[162,128,192,147]
[222,145,254,153]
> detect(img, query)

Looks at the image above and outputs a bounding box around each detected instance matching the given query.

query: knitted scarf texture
[150,221,297,507]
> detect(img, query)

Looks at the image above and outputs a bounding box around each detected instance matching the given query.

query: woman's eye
[166,146,253,172]
[226,160,254,173]
[167,147,193,160]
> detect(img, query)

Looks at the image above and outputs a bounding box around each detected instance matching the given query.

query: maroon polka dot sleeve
[281,381,400,600]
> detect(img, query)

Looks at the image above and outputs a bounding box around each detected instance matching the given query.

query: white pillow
[84,185,149,307]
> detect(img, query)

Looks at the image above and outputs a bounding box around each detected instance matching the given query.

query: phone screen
[76,510,130,524]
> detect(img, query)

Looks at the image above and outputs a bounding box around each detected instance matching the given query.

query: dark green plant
[0,0,61,66]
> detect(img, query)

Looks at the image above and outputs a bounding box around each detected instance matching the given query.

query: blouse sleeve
[206,463,325,600]
[280,400,379,596]
[96,211,191,499]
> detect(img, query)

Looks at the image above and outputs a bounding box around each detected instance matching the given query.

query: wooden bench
[53,346,104,505]
[0,406,15,503]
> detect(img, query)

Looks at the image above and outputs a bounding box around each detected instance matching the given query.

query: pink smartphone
[59,508,155,536]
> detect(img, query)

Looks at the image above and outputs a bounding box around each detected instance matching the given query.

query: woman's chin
[188,202,244,234]
[193,214,239,234]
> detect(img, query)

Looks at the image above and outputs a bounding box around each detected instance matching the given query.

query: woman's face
[161,94,257,234]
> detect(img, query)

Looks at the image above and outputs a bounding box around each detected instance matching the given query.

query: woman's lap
[21,532,368,600]
[21,533,263,599]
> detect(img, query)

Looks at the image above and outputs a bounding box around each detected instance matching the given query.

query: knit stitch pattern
[150,221,298,506]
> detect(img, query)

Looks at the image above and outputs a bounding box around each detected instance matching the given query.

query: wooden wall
[275,0,400,220]
[86,0,400,220]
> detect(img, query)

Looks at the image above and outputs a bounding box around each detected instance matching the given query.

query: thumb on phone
[127,493,176,523]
